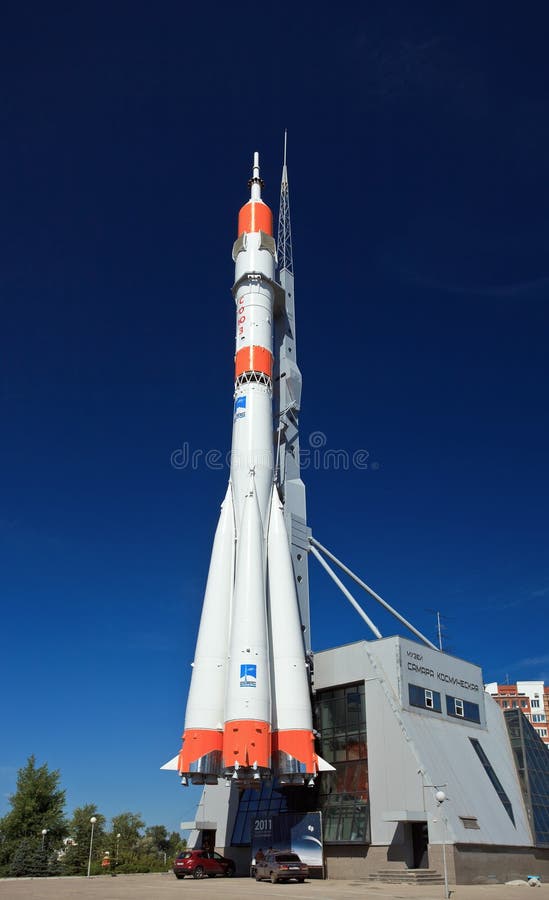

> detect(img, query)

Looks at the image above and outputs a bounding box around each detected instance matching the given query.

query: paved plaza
[0,874,546,900]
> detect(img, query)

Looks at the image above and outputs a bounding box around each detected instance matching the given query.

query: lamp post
[87,817,97,878]
[435,791,449,900]
[116,833,121,863]
[41,829,48,851]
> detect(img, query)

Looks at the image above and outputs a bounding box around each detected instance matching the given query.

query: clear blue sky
[1,2,548,834]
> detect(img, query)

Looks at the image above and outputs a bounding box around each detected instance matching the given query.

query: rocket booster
[178,154,319,787]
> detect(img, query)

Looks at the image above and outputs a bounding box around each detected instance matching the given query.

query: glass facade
[315,682,370,843]
[231,781,290,846]
[505,709,549,846]
[230,681,369,847]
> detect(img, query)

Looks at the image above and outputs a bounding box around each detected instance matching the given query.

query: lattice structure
[235,371,272,389]
[277,130,293,275]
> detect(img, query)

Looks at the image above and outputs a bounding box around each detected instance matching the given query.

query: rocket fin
[179,485,235,780]
[316,754,336,772]
[268,489,317,777]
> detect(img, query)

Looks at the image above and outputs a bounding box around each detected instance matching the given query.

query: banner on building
[251,811,323,872]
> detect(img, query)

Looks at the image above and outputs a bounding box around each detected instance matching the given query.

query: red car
[173,849,236,879]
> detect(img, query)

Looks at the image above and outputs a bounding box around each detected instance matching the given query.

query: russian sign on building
[398,636,486,726]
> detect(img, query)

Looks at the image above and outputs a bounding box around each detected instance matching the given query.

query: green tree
[144,824,169,854]
[62,805,106,875]
[137,825,181,867]
[109,811,145,862]
[0,755,66,877]
[10,840,53,878]
[167,830,186,859]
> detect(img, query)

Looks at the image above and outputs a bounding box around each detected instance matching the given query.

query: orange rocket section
[238,201,273,237]
[235,345,273,379]
[178,728,223,772]
[272,730,317,772]
[223,720,271,770]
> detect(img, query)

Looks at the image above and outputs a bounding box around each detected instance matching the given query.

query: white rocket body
[178,154,319,786]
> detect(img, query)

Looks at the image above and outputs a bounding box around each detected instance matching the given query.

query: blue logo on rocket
[240,664,257,687]
[234,396,246,420]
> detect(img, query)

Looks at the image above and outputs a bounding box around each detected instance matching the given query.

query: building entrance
[410,822,428,868]
[201,829,216,852]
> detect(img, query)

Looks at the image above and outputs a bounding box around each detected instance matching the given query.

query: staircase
[367,868,444,884]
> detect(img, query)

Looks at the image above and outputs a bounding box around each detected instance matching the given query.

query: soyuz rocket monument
[175,145,330,789]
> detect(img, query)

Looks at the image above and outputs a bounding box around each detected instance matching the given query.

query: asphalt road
[0,873,545,900]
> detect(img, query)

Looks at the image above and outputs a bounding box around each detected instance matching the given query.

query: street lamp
[116,833,121,863]
[41,828,48,851]
[435,791,449,900]
[87,817,97,878]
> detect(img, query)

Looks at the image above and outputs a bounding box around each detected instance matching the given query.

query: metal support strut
[309,544,382,639]
[309,536,438,651]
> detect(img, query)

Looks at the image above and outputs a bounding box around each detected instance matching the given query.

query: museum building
[184,635,549,883]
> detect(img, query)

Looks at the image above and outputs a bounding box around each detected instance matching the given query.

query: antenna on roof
[425,609,453,652]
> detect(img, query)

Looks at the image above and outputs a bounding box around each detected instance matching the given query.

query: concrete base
[323,842,549,884]
[324,845,395,879]
[453,844,549,884]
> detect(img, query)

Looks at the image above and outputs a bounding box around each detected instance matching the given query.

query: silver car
[254,850,309,883]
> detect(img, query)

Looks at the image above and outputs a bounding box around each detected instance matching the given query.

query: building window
[316,682,369,844]
[469,738,515,825]
[512,701,518,708]
[503,701,509,708]
[409,684,442,713]
[539,729,548,738]
[320,763,370,843]
[532,699,540,709]
[521,700,528,708]
[317,683,367,763]
[446,695,481,724]
[532,715,546,723]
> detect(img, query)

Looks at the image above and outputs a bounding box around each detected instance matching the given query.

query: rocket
[176,153,323,788]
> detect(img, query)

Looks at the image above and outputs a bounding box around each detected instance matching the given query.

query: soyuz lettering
[237,298,246,336]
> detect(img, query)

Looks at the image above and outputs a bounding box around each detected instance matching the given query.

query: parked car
[254,850,308,883]
[173,849,235,879]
